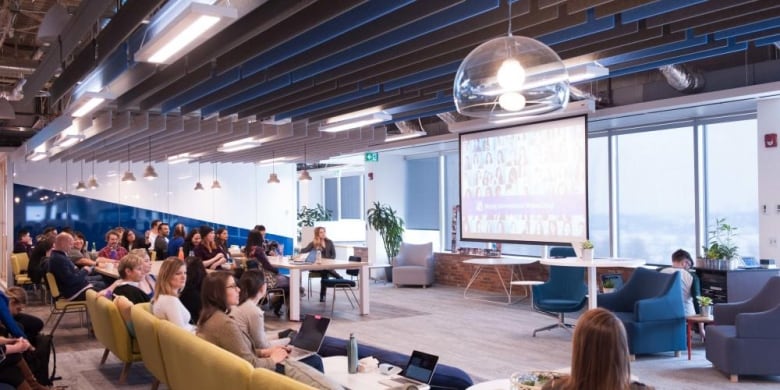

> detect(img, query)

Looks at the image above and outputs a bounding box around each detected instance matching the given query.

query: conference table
[462,256,539,304]
[540,257,645,309]
[269,256,369,321]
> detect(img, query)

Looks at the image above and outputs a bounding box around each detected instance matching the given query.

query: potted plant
[581,240,594,261]
[366,201,405,282]
[602,278,615,293]
[296,204,332,242]
[700,218,739,270]
[697,296,713,318]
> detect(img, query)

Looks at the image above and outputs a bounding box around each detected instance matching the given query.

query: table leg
[463,266,484,299]
[493,266,512,304]
[687,320,693,360]
[587,266,597,309]
[359,264,369,315]
[513,265,530,300]
[289,269,301,321]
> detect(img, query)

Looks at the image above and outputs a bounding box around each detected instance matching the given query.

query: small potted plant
[581,240,594,261]
[602,278,615,293]
[697,296,714,318]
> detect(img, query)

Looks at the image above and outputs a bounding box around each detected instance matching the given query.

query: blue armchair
[705,276,780,382]
[598,267,686,357]
[531,259,587,337]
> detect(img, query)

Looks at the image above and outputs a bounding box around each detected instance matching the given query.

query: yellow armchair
[85,290,142,383]
[130,305,167,390]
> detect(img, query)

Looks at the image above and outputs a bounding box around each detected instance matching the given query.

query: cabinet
[696,268,780,304]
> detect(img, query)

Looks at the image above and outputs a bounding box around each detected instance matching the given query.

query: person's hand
[6,338,32,354]
[268,346,288,363]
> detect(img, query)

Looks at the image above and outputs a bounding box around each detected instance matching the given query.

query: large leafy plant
[702,218,739,260]
[297,204,332,228]
[366,201,405,263]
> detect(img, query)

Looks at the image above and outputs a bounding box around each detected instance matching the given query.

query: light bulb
[497,58,525,91]
[498,92,526,111]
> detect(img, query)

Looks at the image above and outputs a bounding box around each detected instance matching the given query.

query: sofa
[598,267,686,357]
[318,336,473,390]
[705,276,780,382]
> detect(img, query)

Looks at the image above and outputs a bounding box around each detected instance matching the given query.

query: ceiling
[5,0,780,167]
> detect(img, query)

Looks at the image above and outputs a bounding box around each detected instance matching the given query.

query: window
[703,119,758,257]
[324,177,339,219]
[323,175,362,220]
[405,157,440,230]
[616,127,696,264]
[588,136,610,256]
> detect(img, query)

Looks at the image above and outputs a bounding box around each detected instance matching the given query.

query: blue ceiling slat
[385,92,452,115]
[621,0,708,24]
[276,85,382,120]
[382,61,461,91]
[610,40,747,77]
[162,68,241,113]
[75,42,131,98]
[241,1,415,79]
[202,74,291,117]
[290,0,499,83]
[539,10,616,46]
[754,34,780,46]
[598,30,707,66]
[712,17,780,40]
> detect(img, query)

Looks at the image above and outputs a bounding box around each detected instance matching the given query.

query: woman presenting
[299,227,341,302]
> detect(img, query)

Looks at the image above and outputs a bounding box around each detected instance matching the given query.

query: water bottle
[177,247,184,260]
[316,249,322,263]
[91,242,97,255]
[347,333,358,374]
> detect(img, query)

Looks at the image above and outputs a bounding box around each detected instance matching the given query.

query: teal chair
[532,247,587,336]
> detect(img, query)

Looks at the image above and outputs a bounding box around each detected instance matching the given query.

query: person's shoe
[320,297,326,303]
[273,306,283,317]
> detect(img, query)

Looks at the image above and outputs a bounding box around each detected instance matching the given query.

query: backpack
[24,334,58,386]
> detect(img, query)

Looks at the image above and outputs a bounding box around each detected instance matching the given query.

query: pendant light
[143,136,158,180]
[211,163,222,189]
[453,0,569,119]
[298,144,312,181]
[121,145,136,182]
[75,160,87,191]
[88,151,99,189]
[267,151,280,184]
[194,160,205,190]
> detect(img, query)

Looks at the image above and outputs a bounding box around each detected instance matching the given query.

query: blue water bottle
[347,333,358,374]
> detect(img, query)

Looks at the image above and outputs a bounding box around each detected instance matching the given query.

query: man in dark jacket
[48,233,105,301]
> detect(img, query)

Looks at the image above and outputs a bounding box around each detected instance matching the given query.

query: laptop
[740,256,760,269]
[380,350,439,389]
[292,250,318,264]
[287,314,331,360]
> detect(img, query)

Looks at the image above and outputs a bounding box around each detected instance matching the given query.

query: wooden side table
[686,315,714,360]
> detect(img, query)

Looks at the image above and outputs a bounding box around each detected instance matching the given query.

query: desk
[269,257,369,321]
[322,356,389,389]
[686,315,714,360]
[462,256,539,304]
[540,258,645,309]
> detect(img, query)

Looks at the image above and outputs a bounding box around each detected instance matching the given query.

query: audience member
[232,270,290,350]
[97,230,128,262]
[542,308,654,390]
[48,233,105,301]
[121,229,146,252]
[215,228,229,256]
[151,258,194,332]
[5,287,43,345]
[147,220,162,249]
[194,226,227,270]
[179,256,207,325]
[245,230,289,316]
[300,227,340,302]
[182,229,201,258]
[12,229,33,258]
[28,229,57,285]
[167,223,186,258]
[105,254,150,304]
[154,223,170,262]
[130,249,156,300]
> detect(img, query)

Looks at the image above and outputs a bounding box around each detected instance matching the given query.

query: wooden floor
[24,282,780,389]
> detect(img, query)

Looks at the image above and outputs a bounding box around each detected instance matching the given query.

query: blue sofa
[318,336,473,389]
[598,267,686,356]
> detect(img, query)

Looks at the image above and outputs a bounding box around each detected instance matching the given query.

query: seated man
[48,233,105,301]
[97,230,128,263]
[660,249,696,316]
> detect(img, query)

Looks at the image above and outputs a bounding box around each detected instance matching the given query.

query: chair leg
[532,313,574,337]
[119,362,132,384]
[49,312,67,336]
[151,379,160,390]
[100,349,110,365]
[330,287,337,316]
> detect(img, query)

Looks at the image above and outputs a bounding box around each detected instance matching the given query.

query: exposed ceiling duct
[569,85,601,103]
[659,64,705,94]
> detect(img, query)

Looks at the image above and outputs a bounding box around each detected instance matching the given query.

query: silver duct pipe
[569,85,601,102]
[395,120,421,133]
[0,78,26,101]
[436,111,469,125]
[659,64,705,93]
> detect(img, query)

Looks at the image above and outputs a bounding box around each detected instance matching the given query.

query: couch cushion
[319,336,473,390]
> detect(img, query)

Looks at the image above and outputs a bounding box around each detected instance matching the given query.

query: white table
[322,355,390,389]
[540,257,645,309]
[269,257,369,321]
[462,256,539,304]
[466,378,510,389]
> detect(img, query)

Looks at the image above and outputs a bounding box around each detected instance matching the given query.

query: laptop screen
[305,250,318,263]
[402,350,439,384]
[292,315,330,352]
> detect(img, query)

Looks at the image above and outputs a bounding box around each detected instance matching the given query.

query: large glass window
[704,119,758,257]
[324,177,339,219]
[588,136,610,256]
[405,157,440,230]
[616,127,696,264]
[340,176,362,219]
[444,153,459,250]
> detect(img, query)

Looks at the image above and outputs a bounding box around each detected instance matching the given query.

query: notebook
[380,350,439,389]
[287,314,331,361]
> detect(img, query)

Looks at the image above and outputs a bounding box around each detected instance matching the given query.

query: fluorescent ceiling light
[52,125,85,150]
[26,146,47,162]
[167,153,192,164]
[135,2,238,64]
[385,130,427,142]
[257,156,294,166]
[567,62,609,83]
[69,91,112,118]
[320,111,391,133]
[218,136,262,153]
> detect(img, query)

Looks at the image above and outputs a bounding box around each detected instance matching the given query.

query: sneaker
[319,297,326,303]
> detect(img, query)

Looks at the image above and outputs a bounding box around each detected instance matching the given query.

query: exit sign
[365,152,379,162]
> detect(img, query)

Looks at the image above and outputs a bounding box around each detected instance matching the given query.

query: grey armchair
[705,276,780,382]
[392,242,434,287]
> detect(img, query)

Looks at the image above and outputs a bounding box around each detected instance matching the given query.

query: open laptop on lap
[380,350,438,390]
[287,314,331,360]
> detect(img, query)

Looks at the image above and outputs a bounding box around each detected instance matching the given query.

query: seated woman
[130,248,156,300]
[194,226,227,270]
[299,226,341,303]
[179,256,207,325]
[542,308,654,390]
[0,336,36,389]
[151,258,194,332]
[197,273,326,377]
[182,229,201,258]
[167,223,186,258]
[244,230,289,316]
[105,254,150,304]
[232,270,290,350]
[5,287,43,346]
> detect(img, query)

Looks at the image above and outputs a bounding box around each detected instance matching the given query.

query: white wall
[365,154,406,264]
[10,158,297,239]
[757,98,780,260]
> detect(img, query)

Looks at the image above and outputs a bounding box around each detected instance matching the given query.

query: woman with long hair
[182,229,201,257]
[300,226,340,302]
[232,270,289,349]
[130,248,156,299]
[542,308,654,390]
[151,258,194,332]
[167,223,187,258]
[194,226,227,270]
[215,227,229,255]
[121,229,145,251]
[244,230,289,316]
[179,256,207,324]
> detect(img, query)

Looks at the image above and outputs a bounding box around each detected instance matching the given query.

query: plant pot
[581,248,593,262]
[700,305,712,318]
